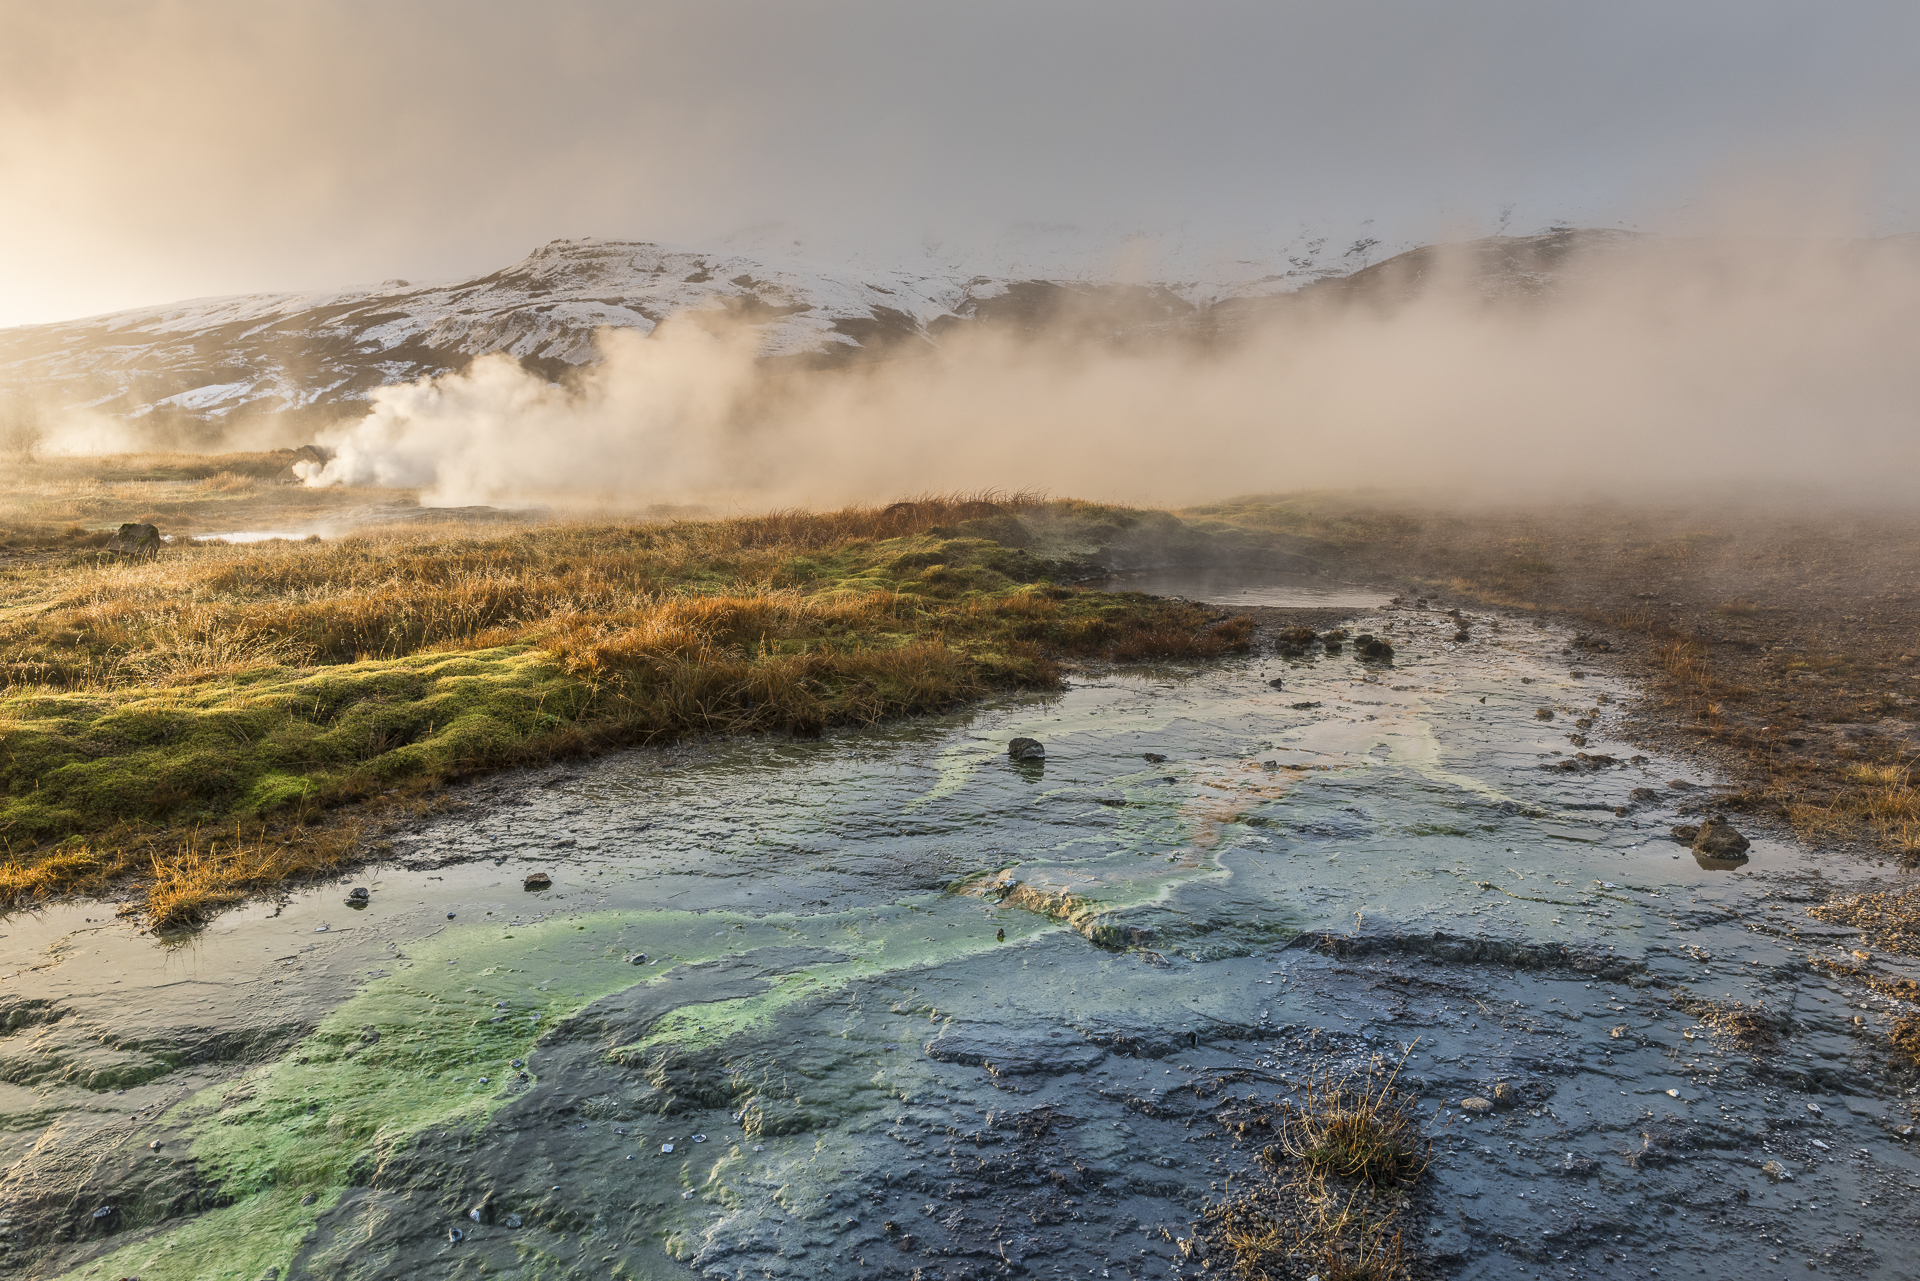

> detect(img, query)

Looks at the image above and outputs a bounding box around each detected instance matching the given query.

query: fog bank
[298,233,1920,509]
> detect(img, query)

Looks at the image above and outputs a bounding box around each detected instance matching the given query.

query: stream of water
[3,598,1916,1280]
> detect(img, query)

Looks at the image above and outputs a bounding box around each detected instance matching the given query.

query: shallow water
[3,600,1916,1280]
[1093,567,1393,609]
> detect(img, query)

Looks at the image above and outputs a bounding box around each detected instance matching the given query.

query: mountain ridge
[0,231,1629,445]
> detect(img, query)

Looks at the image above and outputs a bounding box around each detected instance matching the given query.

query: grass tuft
[1189,1051,1433,1281]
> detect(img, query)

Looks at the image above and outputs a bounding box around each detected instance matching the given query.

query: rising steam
[297,232,1920,509]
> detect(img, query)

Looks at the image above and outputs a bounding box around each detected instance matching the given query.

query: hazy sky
[2,0,1917,327]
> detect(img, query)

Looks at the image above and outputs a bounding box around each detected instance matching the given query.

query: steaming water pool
[3,600,1916,1280]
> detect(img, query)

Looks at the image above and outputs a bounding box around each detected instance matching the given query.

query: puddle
[3,596,1916,1280]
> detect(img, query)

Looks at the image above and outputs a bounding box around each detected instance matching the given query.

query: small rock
[149,1140,160,1149]
[523,872,552,891]
[361,1027,380,1044]
[996,928,1005,942]
[346,887,369,906]
[1535,707,1555,721]
[1670,824,1701,844]
[1492,1082,1518,1107]
[1629,787,1661,802]
[448,1227,464,1243]
[1008,737,1045,761]
[1144,752,1168,763]
[1266,677,1286,689]
[301,1192,316,1205]
[1761,1159,1793,1182]
[1289,701,1322,711]
[629,952,649,965]
[692,1134,707,1143]
[1666,1089,1680,1097]
[468,1208,482,1222]
[1459,1096,1494,1113]
[91,1206,113,1220]
[105,522,162,558]
[661,1143,674,1154]
[1452,630,1470,643]
[506,1214,523,1229]
[1691,815,1751,859]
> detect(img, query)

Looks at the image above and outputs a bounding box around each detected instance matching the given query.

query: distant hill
[0,231,1636,445]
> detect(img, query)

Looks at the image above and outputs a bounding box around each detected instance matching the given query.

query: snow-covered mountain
[0,230,1629,443]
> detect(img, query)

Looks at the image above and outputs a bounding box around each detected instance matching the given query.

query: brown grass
[1891,1015,1920,1066]
[1809,884,1920,957]
[1669,993,1786,1053]
[1192,1052,1432,1281]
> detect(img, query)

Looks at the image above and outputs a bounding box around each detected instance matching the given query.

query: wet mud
[3,593,1917,1280]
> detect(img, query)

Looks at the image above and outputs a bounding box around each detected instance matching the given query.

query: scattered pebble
[524,872,552,891]
[1459,1096,1493,1113]
[1666,1089,1680,1098]
[506,1214,522,1229]
[692,1134,707,1143]
[468,1208,481,1222]
[91,1206,112,1220]
[629,953,648,964]
[661,1143,674,1153]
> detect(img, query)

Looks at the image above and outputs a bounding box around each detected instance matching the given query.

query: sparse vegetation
[0,470,1252,929]
[1191,1053,1433,1281]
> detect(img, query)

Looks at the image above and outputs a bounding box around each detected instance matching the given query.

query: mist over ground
[294,230,1920,511]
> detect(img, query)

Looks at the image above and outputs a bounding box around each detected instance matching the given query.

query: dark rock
[1143,752,1167,763]
[1691,815,1751,859]
[1267,677,1286,688]
[1535,707,1555,721]
[523,871,552,891]
[1630,787,1661,803]
[1008,737,1045,761]
[345,886,370,905]
[1289,701,1322,710]
[1670,824,1700,844]
[104,522,162,558]
[1452,630,1471,643]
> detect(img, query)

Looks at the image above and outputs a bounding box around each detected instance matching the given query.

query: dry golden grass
[0,480,1252,929]
[1193,1052,1432,1281]
[1891,1015,1920,1066]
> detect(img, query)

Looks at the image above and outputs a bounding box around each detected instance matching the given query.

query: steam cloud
[298,233,1920,509]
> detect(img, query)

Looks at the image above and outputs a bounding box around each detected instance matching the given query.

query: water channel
[3,590,1916,1280]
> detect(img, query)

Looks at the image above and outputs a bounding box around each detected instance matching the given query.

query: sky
[2,0,1918,328]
